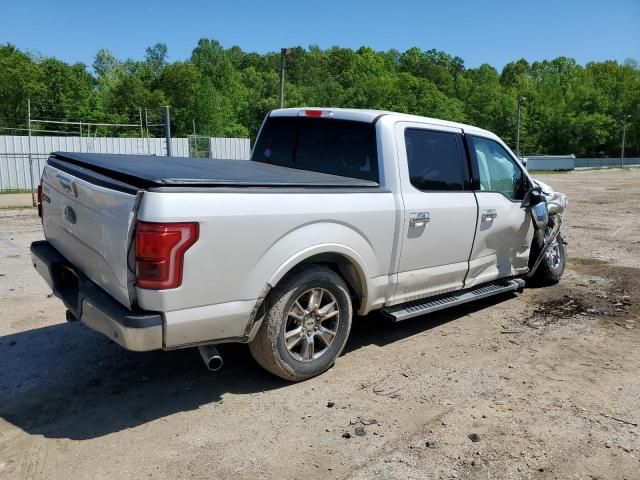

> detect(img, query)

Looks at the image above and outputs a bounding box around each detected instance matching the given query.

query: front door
[392,122,478,305]
[465,135,533,287]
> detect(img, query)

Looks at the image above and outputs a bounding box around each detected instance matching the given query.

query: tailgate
[40,162,141,309]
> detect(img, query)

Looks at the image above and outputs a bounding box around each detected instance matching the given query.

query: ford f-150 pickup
[31,108,567,381]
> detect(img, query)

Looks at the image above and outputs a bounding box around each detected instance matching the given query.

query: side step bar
[383,278,525,323]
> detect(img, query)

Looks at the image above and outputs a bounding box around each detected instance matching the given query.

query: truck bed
[49,152,379,189]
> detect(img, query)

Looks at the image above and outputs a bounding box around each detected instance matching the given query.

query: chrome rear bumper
[30,240,162,351]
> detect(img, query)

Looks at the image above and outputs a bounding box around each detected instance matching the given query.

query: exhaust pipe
[198,344,223,371]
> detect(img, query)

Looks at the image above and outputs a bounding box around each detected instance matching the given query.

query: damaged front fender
[525,178,568,278]
[534,179,568,215]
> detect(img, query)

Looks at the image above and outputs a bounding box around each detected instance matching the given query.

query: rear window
[252,116,379,182]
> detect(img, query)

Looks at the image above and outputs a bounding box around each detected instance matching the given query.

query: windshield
[252,116,379,183]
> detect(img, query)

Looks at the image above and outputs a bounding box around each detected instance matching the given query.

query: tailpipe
[198,344,223,372]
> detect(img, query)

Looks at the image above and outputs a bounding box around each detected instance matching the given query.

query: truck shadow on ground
[0,293,517,440]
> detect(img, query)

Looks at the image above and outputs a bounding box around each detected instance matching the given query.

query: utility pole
[138,108,145,154]
[516,96,526,159]
[144,108,151,154]
[191,118,197,158]
[164,106,172,156]
[279,48,292,109]
[621,114,631,168]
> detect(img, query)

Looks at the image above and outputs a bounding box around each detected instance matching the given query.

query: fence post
[28,98,36,206]
[164,106,172,156]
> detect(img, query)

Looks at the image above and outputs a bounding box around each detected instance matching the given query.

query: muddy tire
[249,265,353,381]
[527,224,566,286]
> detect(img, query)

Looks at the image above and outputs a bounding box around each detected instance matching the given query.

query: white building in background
[524,155,576,171]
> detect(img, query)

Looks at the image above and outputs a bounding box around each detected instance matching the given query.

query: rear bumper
[30,240,163,351]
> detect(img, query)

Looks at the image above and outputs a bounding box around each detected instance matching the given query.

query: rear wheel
[249,265,352,381]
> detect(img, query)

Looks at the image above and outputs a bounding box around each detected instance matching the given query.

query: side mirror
[521,185,549,230]
[530,201,549,230]
[521,185,542,209]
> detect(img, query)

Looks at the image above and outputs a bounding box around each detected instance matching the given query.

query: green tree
[0,40,637,155]
[0,45,45,129]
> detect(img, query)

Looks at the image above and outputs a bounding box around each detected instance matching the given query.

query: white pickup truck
[31,108,567,381]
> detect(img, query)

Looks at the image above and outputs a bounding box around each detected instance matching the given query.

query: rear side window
[405,129,465,191]
[252,117,379,182]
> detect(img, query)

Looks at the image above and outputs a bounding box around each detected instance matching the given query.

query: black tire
[249,265,353,381]
[527,224,566,286]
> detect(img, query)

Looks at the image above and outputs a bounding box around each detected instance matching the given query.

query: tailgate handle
[57,175,78,198]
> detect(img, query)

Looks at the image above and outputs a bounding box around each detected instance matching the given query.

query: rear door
[41,161,141,308]
[392,122,478,305]
[465,135,533,287]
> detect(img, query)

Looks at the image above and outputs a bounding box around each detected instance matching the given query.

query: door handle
[481,209,498,221]
[409,212,430,227]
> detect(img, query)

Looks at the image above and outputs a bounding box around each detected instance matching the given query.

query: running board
[383,278,525,323]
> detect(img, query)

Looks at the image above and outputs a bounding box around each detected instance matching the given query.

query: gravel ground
[0,169,639,480]
[0,194,33,209]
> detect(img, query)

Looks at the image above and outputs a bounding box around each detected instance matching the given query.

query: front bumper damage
[526,179,568,277]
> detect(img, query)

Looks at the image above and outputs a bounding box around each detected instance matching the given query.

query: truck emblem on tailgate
[63,206,77,224]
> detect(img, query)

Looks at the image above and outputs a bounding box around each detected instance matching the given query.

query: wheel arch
[266,245,371,315]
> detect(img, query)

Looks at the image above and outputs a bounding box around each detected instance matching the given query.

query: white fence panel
[0,135,245,190]
[208,137,251,160]
[574,157,640,168]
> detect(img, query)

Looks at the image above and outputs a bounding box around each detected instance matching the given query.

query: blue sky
[3,0,639,71]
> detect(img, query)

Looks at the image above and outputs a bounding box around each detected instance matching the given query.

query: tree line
[0,40,638,157]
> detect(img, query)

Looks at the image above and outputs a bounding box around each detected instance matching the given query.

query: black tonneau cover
[50,152,379,189]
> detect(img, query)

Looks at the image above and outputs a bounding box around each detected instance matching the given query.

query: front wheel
[528,224,566,286]
[249,265,353,381]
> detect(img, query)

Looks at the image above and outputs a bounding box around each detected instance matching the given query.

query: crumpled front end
[534,179,568,215]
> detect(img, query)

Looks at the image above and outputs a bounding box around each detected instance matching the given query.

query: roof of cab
[270,107,498,139]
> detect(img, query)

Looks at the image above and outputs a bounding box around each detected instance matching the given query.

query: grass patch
[527,170,571,174]
[0,205,35,210]
[578,166,638,171]
[0,189,31,194]
[531,166,640,173]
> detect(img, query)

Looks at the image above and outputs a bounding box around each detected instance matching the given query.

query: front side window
[405,129,465,191]
[471,136,525,200]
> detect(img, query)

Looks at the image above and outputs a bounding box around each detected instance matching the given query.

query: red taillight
[36,184,43,218]
[135,221,199,290]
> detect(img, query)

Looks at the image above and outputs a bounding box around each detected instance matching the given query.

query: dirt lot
[1,170,639,480]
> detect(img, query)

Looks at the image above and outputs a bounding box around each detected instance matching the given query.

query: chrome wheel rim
[284,288,340,362]
[544,227,562,270]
